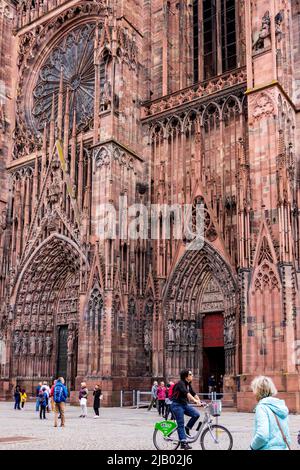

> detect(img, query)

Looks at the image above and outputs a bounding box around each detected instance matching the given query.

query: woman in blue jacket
[250,376,291,450]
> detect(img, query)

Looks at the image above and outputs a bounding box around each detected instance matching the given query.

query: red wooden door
[203,313,224,348]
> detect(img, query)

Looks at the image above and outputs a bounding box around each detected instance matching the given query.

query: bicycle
[153,400,233,450]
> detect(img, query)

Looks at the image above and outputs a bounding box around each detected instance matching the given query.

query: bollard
[120,390,123,408]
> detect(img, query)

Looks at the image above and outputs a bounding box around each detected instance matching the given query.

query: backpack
[169,382,178,400]
[38,392,45,404]
[54,383,64,403]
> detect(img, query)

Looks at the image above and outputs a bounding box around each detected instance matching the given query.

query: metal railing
[120,390,236,408]
[120,390,136,408]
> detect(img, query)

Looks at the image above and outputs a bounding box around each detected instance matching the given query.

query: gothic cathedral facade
[0,0,300,411]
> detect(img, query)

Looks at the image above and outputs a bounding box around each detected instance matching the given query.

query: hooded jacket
[251,397,291,450]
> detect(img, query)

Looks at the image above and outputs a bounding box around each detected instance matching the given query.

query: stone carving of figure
[45,335,52,356]
[167,320,175,342]
[189,322,197,346]
[13,332,21,355]
[67,330,74,355]
[228,318,236,344]
[253,11,271,51]
[175,321,181,343]
[275,10,284,40]
[21,332,28,355]
[144,323,151,352]
[30,333,36,355]
[182,320,189,344]
[38,335,44,355]
[101,81,112,110]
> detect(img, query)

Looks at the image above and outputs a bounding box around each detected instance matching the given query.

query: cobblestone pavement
[0,402,299,450]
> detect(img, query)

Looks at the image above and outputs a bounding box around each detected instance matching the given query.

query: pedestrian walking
[14,385,21,410]
[148,381,158,411]
[53,377,68,428]
[208,375,216,398]
[157,381,167,417]
[39,387,47,420]
[164,382,175,420]
[250,376,291,450]
[79,382,88,418]
[35,382,42,412]
[93,385,102,418]
[49,380,56,413]
[20,389,27,409]
[42,381,50,412]
[170,369,202,450]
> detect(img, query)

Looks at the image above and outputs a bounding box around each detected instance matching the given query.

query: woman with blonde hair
[79,382,88,418]
[250,375,291,450]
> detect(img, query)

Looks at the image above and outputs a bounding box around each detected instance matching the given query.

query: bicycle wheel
[153,429,180,450]
[200,425,233,450]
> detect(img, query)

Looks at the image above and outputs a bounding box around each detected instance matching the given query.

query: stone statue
[30,333,36,355]
[253,11,271,51]
[45,335,52,356]
[167,320,175,342]
[144,324,151,352]
[13,332,21,355]
[182,320,189,344]
[21,332,28,355]
[67,331,74,355]
[37,335,44,355]
[189,322,197,345]
[228,318,236,344]
[175,321,181,343]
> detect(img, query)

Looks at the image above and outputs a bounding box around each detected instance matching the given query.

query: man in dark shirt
[170,369,201,450]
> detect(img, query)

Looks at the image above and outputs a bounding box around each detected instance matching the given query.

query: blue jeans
[36,398,40,411]
[14,400,21,410]
[170,402,200,442]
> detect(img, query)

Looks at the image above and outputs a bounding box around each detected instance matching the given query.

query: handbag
[271,410,291,450]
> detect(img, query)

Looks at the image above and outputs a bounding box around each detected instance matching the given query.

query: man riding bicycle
[170,369,202,450]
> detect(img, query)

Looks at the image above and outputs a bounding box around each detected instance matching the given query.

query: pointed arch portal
[10,233,88,390]
[163,242,238,392]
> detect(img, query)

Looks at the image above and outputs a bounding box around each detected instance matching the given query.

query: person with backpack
[250,376,291,450]
[38,387,48,420]
[35,382,43,412]
[164,382,175,420]
[170,369,202,450]
[53,377,68,428]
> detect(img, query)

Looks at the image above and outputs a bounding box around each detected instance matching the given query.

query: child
[93,385,102,418]
[79,382,88,418]
[39,387,47,420]
[20,389,27,409]
[14,385,21,410]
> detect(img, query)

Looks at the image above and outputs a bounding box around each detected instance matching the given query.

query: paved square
[0,402,299,450]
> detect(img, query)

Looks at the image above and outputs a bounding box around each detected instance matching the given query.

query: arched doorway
[163,243,237,393]
[9,233,87,392]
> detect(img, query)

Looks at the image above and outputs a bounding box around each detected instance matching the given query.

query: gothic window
[88,288,103,333]
[221,0,237,72]
[193,1,237,81]
[32,24,95,132]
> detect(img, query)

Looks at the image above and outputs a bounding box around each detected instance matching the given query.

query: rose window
[32,24,95,132]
